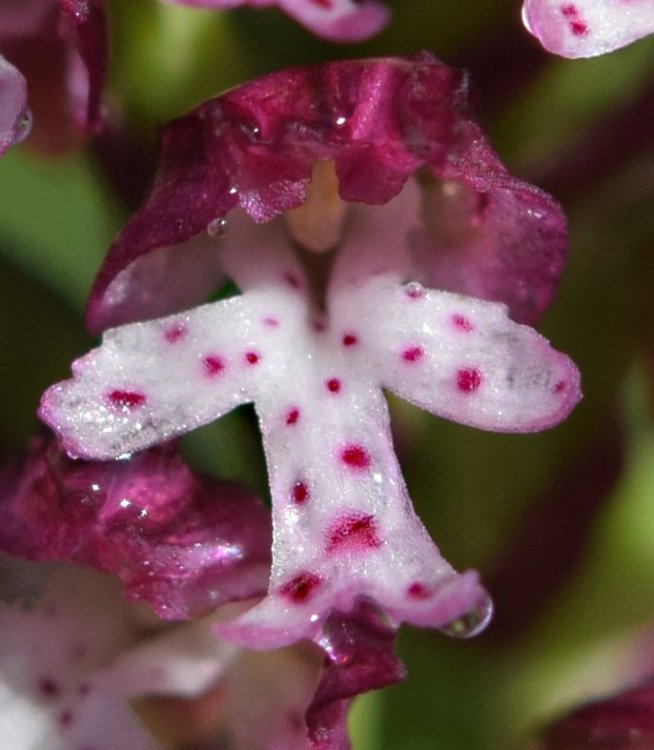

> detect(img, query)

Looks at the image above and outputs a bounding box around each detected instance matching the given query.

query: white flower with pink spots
[41,176,581,650]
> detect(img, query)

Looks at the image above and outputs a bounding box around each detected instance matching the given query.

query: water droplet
[404,281,425,299]
[207,216,228,237]
[439,593,493,639]
[334,115,347,127]
[13,109,32,145]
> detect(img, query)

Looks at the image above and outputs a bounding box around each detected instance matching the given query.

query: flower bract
[0,438,271,619]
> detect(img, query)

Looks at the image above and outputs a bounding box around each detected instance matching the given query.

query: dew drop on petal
[206,216,229,237]
[404,281,424,300]
[13,109,32,144]
[438,592,493,639]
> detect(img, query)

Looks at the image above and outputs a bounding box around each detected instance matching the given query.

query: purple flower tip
[523,0,654,58]
[0,54,31,155]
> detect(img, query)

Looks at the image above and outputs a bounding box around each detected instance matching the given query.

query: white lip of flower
[0,556,239,750]
[40,179,581,649]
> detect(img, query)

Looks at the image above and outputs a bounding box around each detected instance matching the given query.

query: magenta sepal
[540,678,654,748]
[306,601,406,750]
[86,54,568,333]
[57,0,107,134]
[0,436,271,619]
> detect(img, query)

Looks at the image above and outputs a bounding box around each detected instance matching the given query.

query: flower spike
[0,558,236,750]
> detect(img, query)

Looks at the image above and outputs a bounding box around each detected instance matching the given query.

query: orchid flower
[40,55,581,653]
[164,0,390,42]
[0,442,403,749]
[522,0,654,58]
[0,553,354,750]
[0,54,31,155]
[0,555,239,750]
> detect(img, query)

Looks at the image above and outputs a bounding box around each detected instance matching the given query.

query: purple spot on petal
[286,408,300,425]
[59,710,74,728]
[452,314,474,332]
[39,677,61,698]
[107,389,146,410]
[402,346,424,363]
[203,355,225,377]
[263,316,279,327]
[164,323,186,343]
[457,368,482,393]
[340,444,371,470]
[560,3,589,35]
[407,582,430,599]
[245,351,260,365]
[342,333,358,347]
[292,481,309,505]
[326,378,342,393]
[327,512,382,552]
[280,572,322,603]
[284,271,301,289]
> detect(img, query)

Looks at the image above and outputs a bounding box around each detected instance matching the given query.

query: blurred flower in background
[1,0,654,749]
